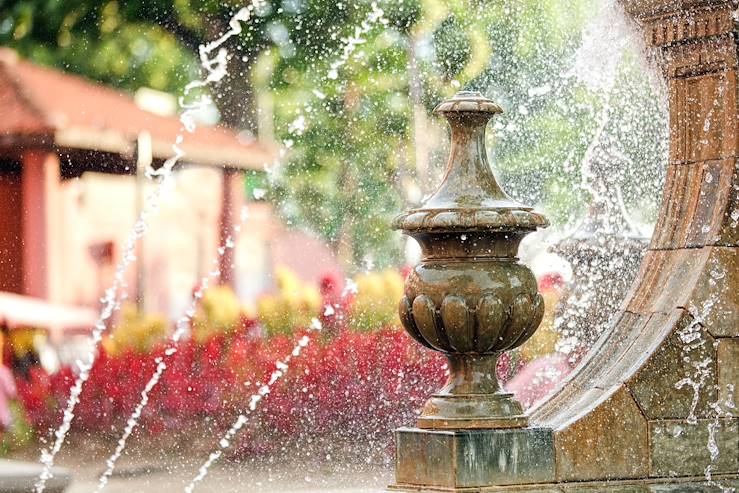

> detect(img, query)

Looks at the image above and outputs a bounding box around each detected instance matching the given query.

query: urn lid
[393,91,548,234]
[433,90,503,116]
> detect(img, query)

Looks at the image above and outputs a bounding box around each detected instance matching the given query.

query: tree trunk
[215,53,259,133]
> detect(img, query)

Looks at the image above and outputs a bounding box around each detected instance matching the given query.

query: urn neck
[411,231,525,261]
[392,91,549,237]
[440,354,502,395]
[424,113,514,210]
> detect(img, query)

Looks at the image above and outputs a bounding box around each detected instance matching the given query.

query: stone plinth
[390,427,555,491]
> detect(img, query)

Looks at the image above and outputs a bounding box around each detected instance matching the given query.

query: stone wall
[391,1,738,491]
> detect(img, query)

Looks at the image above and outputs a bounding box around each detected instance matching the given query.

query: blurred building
[0,49,341,336]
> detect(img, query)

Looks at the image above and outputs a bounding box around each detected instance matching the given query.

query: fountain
[1,1,734,492]
[391,0,738,490]
[553,135,650,361]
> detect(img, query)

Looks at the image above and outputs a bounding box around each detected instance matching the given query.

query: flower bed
[14,326,448,459]
[9,269,549,459]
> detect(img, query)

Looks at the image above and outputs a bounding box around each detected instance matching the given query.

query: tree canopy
[0,0,668,268]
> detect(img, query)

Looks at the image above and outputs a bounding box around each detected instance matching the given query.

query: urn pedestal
[390,91,551,491]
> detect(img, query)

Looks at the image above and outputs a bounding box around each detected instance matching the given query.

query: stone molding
[641,4,735,47]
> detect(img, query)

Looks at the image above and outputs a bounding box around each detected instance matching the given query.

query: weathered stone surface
[561,483,651,493]
[554,386,649,482]
[454,429,555,487]
[649,480,739,493]
[531,311,649,428]
[395,429,455,489]
[628,318,718,420]
[387,478,739,493]
[393,427,555,490]
[717,338,739,416]
[681,161,737,247]
[595,311,681,392]
[626,250,706,315]
[625,248,736,333]
[696,248,739,338]
[649,419,739,477]
[685,162,739,249]
[622,1,735,37]
[669,74,734,165]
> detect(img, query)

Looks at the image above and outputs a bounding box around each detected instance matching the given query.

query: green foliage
[269,14,413,266]
[0,401,33,455]
[433,16,471,80]
[0,0,199,93]
[1,0,667,266]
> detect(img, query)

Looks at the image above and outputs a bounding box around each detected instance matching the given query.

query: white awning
[0,291,96,339]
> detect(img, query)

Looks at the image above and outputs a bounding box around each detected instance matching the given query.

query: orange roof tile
[0,49,275,170]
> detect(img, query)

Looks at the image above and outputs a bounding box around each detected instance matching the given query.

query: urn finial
[394,91,548,429]
[393,91,547,239]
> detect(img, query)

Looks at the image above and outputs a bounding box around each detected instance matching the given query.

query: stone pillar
[219,168,244,287]
[0,162,23,293]
[20,150,61,301]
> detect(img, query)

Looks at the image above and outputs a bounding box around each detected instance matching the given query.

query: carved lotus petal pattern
[441,296,475,352]
[399,292,545,354]
[497,294,534,350]
[399,296,433,350]
[509,293,545,350]
[412,295,445,351]
[476,295,506,352]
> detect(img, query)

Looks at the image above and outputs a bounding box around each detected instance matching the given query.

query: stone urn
[393,91,549,429]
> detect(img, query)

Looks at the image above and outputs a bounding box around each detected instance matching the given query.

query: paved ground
[6,446,391,493]
[64,461,391,493]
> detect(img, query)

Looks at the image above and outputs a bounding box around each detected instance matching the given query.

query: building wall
[57,167,224,317]
[0,160,23,293]
[55,167,342,321]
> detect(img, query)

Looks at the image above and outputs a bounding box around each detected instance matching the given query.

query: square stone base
[390,426,555,491]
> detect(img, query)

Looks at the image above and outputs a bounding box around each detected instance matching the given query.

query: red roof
[0,49,275,170]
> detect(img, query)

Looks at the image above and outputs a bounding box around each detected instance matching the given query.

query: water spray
[92,207,249,493]
[34,5,261,492]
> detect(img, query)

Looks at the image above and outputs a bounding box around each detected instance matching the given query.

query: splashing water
[93,207,249,493]
[181,10,391,487]
[675,354,712,426]
[183,320,320,493]
[704,384,737,493]
[42,1,387,484]
[34,6,261,492]
[263,1,387,184]
[326,3,387,80]
[673,258,735,491]
[674,297,716,426]
[486,0,669,366]
[675,258,725,425]
[24,0,688,488]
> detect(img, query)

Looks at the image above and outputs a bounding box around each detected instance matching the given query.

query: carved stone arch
[528,0,739,484]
